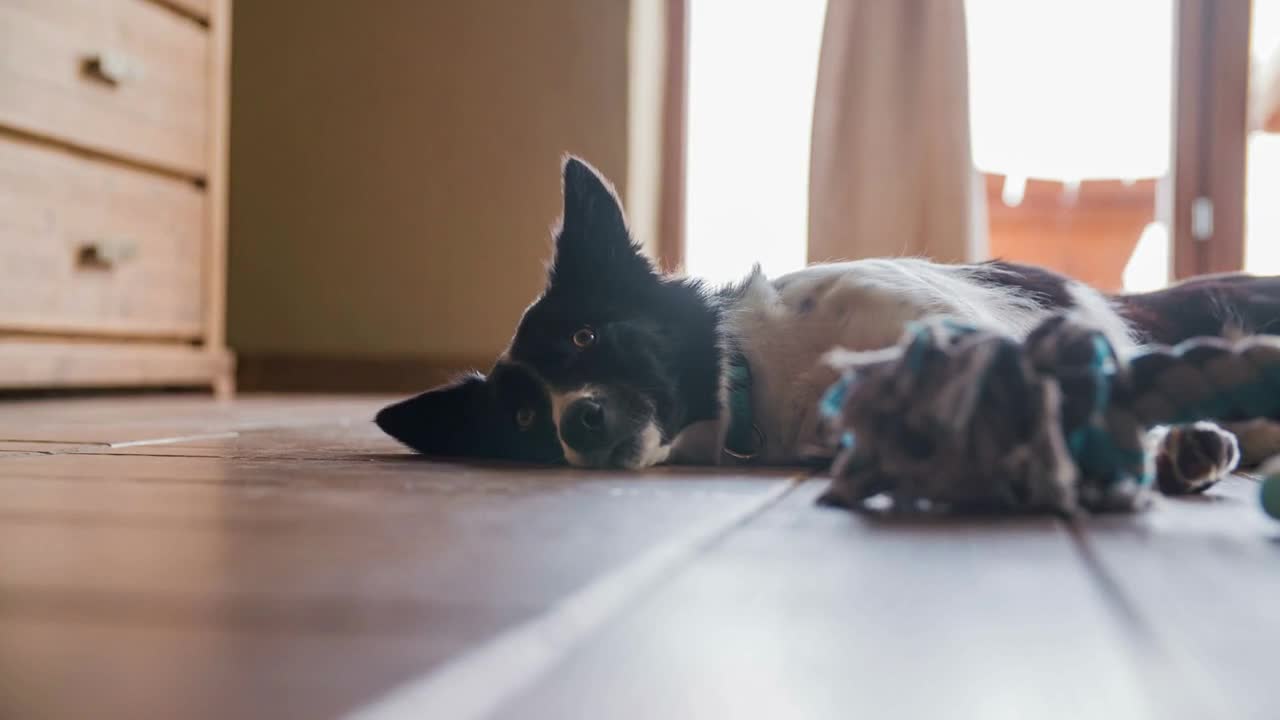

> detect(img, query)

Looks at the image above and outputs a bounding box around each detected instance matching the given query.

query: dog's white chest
[670,259,1133,466]
[723,260,1103,463]
[727,263,951,462]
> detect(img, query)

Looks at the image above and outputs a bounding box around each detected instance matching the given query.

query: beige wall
[228,1,630,364]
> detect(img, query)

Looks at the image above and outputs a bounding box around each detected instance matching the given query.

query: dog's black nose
[561,398,609,453]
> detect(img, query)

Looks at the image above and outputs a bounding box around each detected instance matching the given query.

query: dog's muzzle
[560,397,610,458]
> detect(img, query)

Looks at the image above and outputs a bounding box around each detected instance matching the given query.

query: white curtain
[808,0,985,264]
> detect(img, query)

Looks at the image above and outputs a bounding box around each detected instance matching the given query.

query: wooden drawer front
[0,0,209,177]
[0,137,205,338]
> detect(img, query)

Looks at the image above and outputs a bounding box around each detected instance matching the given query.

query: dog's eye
[572,327,597,349]
[515,407,536,429]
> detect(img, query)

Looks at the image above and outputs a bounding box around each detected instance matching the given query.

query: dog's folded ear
[552,156,654,284]
[375,372,493,457]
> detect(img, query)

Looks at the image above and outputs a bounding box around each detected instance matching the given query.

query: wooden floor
[0,394,1276,719]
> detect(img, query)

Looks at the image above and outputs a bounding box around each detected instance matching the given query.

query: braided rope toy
[817,313,1280,514]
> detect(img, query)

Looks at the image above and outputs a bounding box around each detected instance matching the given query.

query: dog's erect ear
[552,156,654,282]
[375,373,493,457]
[560,156,629,247]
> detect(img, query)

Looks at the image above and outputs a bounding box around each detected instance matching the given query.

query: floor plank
[0,458,790,623]
[483,482,1199,720]
[0,615,469,720]
[0,441,102,453]
[0,394,388,444]
[0,400,794,718]
[2,394,1275,719]
[90,422,405,459]
[1076,476,1280,720]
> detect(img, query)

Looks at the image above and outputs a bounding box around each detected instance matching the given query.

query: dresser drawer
[0,136,205,338]
[0,0,209,177]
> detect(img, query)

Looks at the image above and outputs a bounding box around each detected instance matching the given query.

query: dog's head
[377,157,722,467]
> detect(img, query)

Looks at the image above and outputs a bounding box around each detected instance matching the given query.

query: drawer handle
[77,240,138,269]
[84,51,145,86]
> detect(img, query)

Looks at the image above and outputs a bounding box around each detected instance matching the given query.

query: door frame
[1169,0,1252,279]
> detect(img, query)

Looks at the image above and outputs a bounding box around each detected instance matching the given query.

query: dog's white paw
[1151,422,1240,495]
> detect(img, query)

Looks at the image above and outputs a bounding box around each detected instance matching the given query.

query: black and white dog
[377,157,1280,486]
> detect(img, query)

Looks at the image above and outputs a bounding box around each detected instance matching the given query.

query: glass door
[966,0,1176,292]
[1247,0,1280,275]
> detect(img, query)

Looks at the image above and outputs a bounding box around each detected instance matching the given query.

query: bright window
[1247,0,1280,276]
[683,0,827,285]
[966,0,1174,181]
[966,0,1175,292]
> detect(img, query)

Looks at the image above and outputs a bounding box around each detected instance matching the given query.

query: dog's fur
[377,157,1280,481]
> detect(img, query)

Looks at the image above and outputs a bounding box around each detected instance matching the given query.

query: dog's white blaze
[549,386,596,427]
[563,447,590,467]
[549,386,598,467]
[629,422,671,469]
[549,386,669,468]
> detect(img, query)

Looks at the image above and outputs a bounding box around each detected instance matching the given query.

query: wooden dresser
[0,0,233,396]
